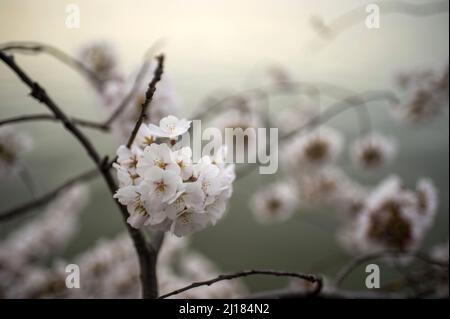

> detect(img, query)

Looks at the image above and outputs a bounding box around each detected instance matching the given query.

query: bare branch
[0,168,98,222]
[0,41,101,85]
[158,269,323,299]
[0,113,109,131]
[126,55,164,148]
[334,250,449,288]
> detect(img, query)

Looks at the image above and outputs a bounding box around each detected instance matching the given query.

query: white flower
[173,147,194,180]
[164,182,205,219]
[250,182,299,224]
[148,115,191,139]
[137,143,180,176]
[140,167,182,204]
[351,133,396,170]
[135,124,155,149]
[113,185,150,228]
[170,209,211,237]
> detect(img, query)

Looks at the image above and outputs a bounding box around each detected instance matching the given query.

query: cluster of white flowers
[339,176,438,255]
[250,181,299,224]
[351,133,397,171]
[393,65,449,124]
[0,127,32,176]
[113,115,235,237]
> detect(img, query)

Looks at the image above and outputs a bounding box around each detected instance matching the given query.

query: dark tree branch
[126,55,164,148]
[0,50,165,299]
[0,168,99,222]
[158,269,323,299]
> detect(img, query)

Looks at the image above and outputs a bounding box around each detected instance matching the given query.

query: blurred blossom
[351,133,397,171]
[339,176,438,255]
[393,65,449,124]
[250,181,299,224]
[429,240,449,297]
[297,167,351,207]
[17,234,247,299]
[0,184,89,298]
[78,41,123,92]
[0,127,32,176]
[283,127,343,173]
[266,65,297,92]
[275,102,318,136]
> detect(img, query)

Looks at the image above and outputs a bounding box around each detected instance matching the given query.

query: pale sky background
[1,0,449,108]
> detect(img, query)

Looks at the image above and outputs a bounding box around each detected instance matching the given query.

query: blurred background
[0,0,448,294]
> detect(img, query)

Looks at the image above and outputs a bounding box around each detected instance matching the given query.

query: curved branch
[0,41,101,84]
[334,250,449,288]
[158,269,322,299]
[310,0,449,41]
[0,168,99,222]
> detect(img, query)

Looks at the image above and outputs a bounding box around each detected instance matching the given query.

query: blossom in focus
[113,115,235,237]
[351,133,397,171]
[0,127,32,176]
[147,115,191,139]
[250,181,299,224]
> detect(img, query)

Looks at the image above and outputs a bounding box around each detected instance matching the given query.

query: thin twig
[0,113,109,131]
[126,55,164,148]
[0,168,99,222]
[158,269,323,299]
[334,250,448,288]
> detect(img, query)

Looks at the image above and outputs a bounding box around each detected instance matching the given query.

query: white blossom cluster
[113,115,235,237]
[0,127,32,176]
